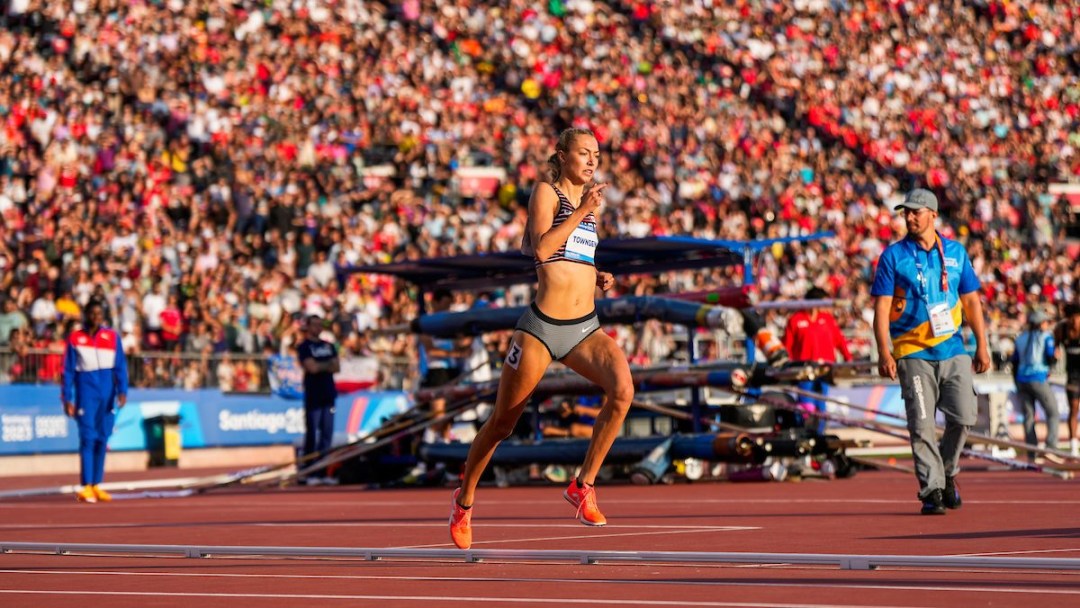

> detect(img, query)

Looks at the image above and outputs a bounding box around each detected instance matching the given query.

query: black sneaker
[943,476,961,509]
[920,488,946,515]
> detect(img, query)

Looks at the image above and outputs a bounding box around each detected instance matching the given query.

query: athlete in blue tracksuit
[62,301,128,500]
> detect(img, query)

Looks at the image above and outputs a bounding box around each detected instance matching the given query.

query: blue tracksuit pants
[75,397,116,486]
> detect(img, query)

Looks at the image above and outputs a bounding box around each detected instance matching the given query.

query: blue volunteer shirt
[871,233,980,361]
[297,339,338,405]
[1012,330,1055,383]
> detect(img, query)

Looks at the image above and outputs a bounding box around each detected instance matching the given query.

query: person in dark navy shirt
[297,315,339,485]
[1056,303,1080,456]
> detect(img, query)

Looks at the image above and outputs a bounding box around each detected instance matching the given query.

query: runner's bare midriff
[534,261,597,318]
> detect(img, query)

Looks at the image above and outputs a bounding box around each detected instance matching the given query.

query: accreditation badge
[928,301,956,337]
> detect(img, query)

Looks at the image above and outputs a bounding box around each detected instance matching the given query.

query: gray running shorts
[515,303,601,360]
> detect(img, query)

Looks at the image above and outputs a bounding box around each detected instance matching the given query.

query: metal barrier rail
[0,349,414,391]
[0,327,1052,391]
[2,541,1080,571]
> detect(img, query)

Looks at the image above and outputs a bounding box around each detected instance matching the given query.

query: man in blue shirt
[297,315,339,486]
[1011,310,1059,458]
[871,189,990,515]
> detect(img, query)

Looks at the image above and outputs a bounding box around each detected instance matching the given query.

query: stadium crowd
[0,0,1076,389]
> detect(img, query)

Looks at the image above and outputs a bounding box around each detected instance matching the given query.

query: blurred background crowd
[0,0,1077,390]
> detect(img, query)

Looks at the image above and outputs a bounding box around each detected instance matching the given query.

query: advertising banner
[0,386,412,457]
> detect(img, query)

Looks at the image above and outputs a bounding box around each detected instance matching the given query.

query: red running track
[0,465,1078,608]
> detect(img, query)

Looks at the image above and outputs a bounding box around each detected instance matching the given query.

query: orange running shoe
[563,479,606,526]
[75,486,97,503]
[92,485,113,502]
[448,488,473,550]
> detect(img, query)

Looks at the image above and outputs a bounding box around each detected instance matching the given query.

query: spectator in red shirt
[159,294,183,353]
[783,287,852,434]
[37,324,65,384]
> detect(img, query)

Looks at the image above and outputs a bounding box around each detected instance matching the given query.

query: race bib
[505,341,522,370]
[563,222,597,264]
[929,302,956,337]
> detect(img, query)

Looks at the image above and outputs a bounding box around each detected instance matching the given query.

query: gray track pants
[896,355,978,500]
[1016,380,1059,451]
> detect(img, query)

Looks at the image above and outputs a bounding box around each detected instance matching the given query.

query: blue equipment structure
[350,233,834,432]
[419,433,760,466]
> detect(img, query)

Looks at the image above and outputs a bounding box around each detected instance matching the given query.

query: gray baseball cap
[1028,310,1050,325]
[895,188,939,212]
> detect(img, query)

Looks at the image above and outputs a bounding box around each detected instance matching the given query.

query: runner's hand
[581,183,607,214]
[596,271,615,291]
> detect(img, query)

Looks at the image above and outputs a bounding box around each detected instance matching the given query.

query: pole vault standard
[3,541,1080,571]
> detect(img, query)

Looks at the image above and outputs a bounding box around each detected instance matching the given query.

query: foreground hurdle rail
[3,542,1080,571]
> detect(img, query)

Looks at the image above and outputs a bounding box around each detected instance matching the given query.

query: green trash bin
[144,415,182,468]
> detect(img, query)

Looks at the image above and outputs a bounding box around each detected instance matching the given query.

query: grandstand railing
[679,330,1051,376]
[1,327,1053,393]
[0,348,415,392]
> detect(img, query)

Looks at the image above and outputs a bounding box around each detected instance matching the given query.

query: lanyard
[910,234,948,300]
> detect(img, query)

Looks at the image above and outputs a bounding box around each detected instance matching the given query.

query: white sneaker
[301,477,324,487]
[320,477,340,486]
[1071,438,1079,457]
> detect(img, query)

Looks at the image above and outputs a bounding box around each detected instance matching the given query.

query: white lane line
[0,523,759,531]
[0,568,801,582]
[1,568,1077,596]
[259,524,758,530]
[399,527,748,549]
[611,499,1080,506]
[2,498,1079,508]
[942,500,1080,505]
[949,548,1080,558]
[0,589,937,607]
